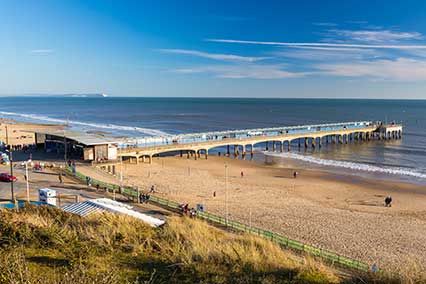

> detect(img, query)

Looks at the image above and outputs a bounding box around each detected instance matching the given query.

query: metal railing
[64,166,370,272]
[119,121,376,149]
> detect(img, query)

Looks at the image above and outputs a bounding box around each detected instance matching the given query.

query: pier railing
[119,121,376,149]
[65,166,370,272]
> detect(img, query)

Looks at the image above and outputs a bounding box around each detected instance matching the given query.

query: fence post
[137,187,140,203]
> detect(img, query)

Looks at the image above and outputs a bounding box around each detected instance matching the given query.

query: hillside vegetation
[0,205,419,284]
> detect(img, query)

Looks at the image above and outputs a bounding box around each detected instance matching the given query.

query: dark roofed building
[34,130,123,162]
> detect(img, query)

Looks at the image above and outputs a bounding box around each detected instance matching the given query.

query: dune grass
[0,205,422,284]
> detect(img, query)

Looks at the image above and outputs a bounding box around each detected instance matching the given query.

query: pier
[117,121,402,164]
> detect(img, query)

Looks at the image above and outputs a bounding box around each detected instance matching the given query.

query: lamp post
[120,156,123,186]
[5,125,9,145]
[9,150,14,201]
[25,159,31,202]
[225,164,228,225]
[63,130,67,163]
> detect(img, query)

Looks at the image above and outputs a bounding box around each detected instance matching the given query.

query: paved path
[0,164,172,220]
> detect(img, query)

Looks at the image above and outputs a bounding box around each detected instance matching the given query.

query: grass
[0,205,423,284]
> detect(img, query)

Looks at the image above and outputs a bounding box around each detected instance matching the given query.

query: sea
[0,97,425,184]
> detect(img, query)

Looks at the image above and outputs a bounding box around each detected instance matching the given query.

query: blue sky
[2,0,426,98]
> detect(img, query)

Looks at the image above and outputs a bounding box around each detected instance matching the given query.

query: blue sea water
[0,97,425,183]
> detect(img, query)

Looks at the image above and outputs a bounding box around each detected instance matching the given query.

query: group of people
[9,144,33,152]
[181,203,197,218]
[139,193,150,203]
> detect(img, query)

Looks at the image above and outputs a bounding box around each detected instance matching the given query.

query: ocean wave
[264,151,426,179]
[0,111,169,137]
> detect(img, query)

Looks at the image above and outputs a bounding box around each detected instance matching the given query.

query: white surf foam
[0,111,169,137]
[265,151,426,179]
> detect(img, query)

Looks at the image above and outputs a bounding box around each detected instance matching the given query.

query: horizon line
[0,94,425,101]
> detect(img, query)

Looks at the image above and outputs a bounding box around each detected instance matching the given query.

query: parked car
[0,173,17,182]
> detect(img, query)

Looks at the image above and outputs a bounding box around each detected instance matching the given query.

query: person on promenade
[181,203,189,215]
[293,171,298,178]
[58,173,63,184]
[86,176,91,187]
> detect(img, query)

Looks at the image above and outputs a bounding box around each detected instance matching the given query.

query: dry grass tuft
[0,205,419,283]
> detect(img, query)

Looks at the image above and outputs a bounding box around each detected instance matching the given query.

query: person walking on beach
[58,173,63,184]
[150,185,155,193]
[293,171,298,178]
[241,170,244,178]
[385,196,392,207]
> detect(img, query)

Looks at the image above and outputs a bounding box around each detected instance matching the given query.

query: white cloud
[30,49,54,54]
[276,46,379,61]
[346,21,368,25]
[329,29,423,43]
[158,49,268,62]
[313,22,338,27]
[207,38,426,50]
[316,58,426,81]
[173,64,307,79]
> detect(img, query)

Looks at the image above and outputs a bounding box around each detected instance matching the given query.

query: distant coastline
[0,93,108,98]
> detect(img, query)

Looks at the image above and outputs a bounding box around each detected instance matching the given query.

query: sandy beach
[81,154,426,271]
[2,118,426,271]
[0,118,64,146]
